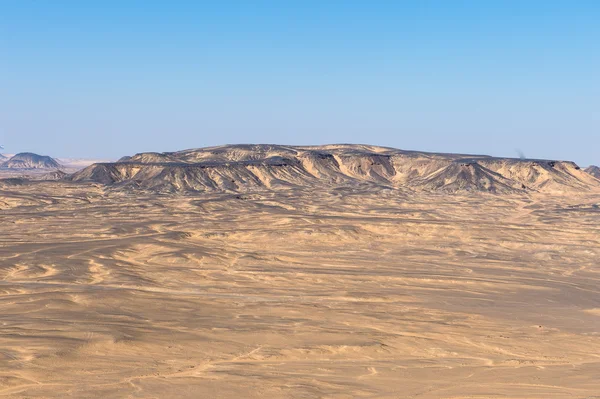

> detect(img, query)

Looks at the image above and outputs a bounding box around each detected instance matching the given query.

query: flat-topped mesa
[585,165,600,180]
[1,153,62,169]
[68,144,600,194]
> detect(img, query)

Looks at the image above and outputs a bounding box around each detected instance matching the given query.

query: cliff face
[69,144,600,194]
[1,153,62,169]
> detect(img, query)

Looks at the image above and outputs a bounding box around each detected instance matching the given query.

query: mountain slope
[69,144,600,194]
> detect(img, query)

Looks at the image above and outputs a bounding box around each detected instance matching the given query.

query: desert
[0,144,599,398]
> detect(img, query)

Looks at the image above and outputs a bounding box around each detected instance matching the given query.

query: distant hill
[1,153,62,169]
[585,165,600,179]
[68,144,600,194]
[39,170,68,180]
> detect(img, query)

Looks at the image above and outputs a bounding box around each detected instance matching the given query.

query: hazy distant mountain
[1,153,62,169]
[69,144,600,194]
[585,165,600,179]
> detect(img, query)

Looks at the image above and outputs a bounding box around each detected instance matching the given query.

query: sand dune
[1,145,599,398]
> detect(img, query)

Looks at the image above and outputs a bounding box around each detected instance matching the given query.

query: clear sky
[1,1,598,165]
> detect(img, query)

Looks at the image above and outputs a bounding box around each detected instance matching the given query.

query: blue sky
[1,1,598,165]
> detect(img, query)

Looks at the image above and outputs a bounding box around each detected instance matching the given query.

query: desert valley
[0,144,599,398]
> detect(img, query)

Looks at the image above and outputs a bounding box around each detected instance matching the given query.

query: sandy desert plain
[0,144,599,399]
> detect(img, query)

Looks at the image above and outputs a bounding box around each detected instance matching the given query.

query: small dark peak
[585,165,600,179]
[574,165,580,170]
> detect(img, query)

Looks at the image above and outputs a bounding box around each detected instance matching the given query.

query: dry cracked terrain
[1,181,599,398]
